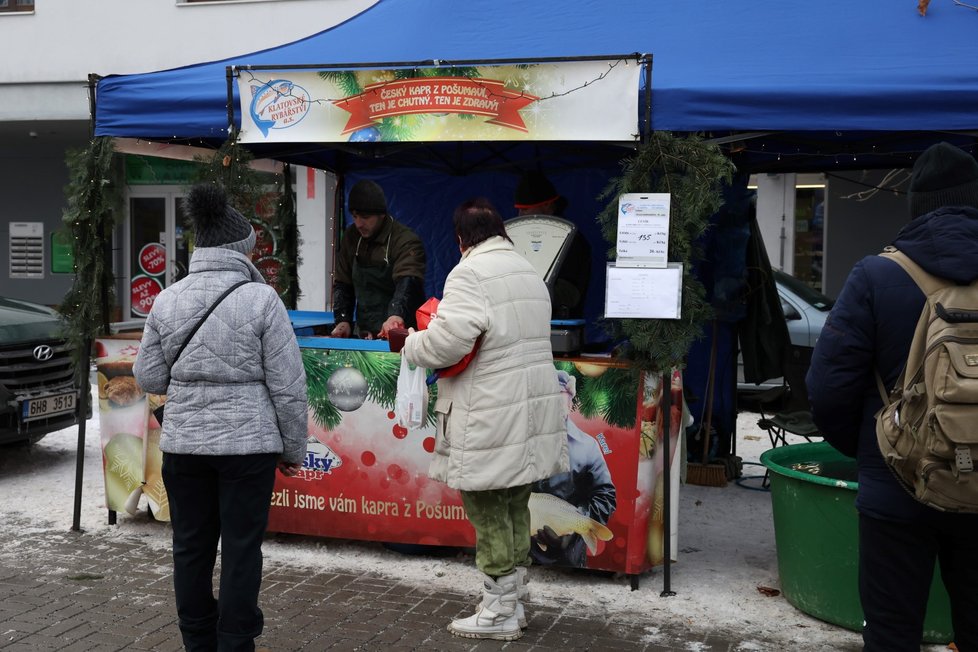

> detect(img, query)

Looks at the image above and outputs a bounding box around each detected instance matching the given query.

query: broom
[686,320,728,487]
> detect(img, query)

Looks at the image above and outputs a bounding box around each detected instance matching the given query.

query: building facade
[0,0,374,310]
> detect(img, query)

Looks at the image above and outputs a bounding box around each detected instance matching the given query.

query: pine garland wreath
[192,139,299,303]
[191,139,264,214]
[597,132,734,373]
[60,136,122,381]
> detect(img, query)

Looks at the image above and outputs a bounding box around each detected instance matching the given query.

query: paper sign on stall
[616,193,671,268]
[604,262,683,319]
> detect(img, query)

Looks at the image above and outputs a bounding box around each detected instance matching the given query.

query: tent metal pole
[643,54,652,142]
[71,342,91,532]
[659,371,676,597]
[237,53,643,73]
[226,66,237,141]
[72,73,103,533]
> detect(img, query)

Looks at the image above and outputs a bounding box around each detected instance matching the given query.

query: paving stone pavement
[0,514,844,652]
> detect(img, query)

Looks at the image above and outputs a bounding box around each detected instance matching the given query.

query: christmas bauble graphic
[326,366,368,411]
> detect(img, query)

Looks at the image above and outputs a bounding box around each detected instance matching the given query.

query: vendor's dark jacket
[807,205,978,521]
[332,216,426,330]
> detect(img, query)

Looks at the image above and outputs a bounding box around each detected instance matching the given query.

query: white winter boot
[515,566,530,629]
[468,567,530,628]
[448,572,522,641]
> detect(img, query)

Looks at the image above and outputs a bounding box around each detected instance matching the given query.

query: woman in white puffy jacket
[402,198,568,641]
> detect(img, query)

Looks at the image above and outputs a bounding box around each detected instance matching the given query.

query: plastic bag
[395,353,428,429]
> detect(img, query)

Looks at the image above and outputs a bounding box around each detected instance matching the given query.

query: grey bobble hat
[908,142,978,219]
[186,183,256,255]
[348,179,388,214]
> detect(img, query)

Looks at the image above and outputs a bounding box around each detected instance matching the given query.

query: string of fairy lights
[233,56,635,111]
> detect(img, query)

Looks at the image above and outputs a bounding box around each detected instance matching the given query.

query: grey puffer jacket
[134,248,308,464]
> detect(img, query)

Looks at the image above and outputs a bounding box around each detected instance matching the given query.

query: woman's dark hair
[453,198,512,249]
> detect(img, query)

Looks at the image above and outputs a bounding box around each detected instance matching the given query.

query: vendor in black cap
[514,170,592,319]
[331,179,426,339]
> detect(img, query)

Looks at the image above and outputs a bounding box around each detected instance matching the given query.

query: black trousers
[859,511,978,652]
[162,452,278,652]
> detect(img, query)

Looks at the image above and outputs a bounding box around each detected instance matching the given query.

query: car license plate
[21,392,76,422]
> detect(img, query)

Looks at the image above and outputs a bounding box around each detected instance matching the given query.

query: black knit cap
[514,170,567,214]
[514,170,559,208]
[186,183,256,255]
[348,179,388,215]
[908,142,978,219]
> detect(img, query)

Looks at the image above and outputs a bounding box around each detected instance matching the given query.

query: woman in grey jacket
[403,198,568,642]
[134,184,308,652]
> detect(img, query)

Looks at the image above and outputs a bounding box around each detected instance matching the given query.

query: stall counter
[95,324,681,578]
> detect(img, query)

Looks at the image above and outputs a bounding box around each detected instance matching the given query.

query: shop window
[127,193,194,319]
[793,184,824,291]
[0,0,35,12]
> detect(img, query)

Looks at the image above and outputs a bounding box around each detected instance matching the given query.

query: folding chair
[755,345,822,485]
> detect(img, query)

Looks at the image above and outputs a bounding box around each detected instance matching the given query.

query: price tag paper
[616,193,671,268]
[604,262,683,319]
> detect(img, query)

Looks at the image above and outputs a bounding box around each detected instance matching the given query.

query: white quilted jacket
[402,236,569,491]
[133,248,308,465]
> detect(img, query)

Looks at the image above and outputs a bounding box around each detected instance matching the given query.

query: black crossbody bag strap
[172,280,250,364]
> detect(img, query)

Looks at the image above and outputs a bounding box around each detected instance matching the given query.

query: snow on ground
[0,384,948,650]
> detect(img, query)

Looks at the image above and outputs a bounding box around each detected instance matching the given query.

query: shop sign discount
[138,242,166,276]
[130,275,163,317]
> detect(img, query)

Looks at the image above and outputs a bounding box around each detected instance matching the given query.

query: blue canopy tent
[94,0,978,169]
[89,0,978,493]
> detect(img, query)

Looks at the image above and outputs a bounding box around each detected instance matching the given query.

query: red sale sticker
[130,275,163,317]
[138,243,166,277]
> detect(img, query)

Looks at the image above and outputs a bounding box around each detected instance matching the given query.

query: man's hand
[378,315,406,339]
[534,525,577,553]
[331,321,352,338]
[277,461,301,477]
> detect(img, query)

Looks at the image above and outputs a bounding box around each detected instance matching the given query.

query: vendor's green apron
[352,231,394,336]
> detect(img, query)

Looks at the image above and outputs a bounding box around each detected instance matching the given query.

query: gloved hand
[530,526,585,566]
[535,525,574,552]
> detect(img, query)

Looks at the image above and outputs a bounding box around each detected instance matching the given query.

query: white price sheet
[604,262,683,319]
[615,193,671,268]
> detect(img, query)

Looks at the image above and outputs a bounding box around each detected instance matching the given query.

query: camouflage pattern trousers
[460,484,533,578]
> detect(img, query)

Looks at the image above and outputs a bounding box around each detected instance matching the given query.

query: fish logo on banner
[248,79,311,137]
[304,438,343,475]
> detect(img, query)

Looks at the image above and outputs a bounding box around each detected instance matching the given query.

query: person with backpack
[807,142,978,652]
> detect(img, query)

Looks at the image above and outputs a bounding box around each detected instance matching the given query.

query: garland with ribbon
[60,136,122,380]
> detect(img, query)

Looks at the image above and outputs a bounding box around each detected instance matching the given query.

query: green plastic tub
[760,442,953,644]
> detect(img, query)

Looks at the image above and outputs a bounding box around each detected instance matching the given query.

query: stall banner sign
[268,349,681,575]
[237,58,640,144]
[94,338,170,521]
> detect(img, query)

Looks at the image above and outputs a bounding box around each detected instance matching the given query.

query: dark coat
[807,206,978,521]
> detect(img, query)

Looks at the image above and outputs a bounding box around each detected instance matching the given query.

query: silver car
[738,271,833,394]
[775,270,832,349]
